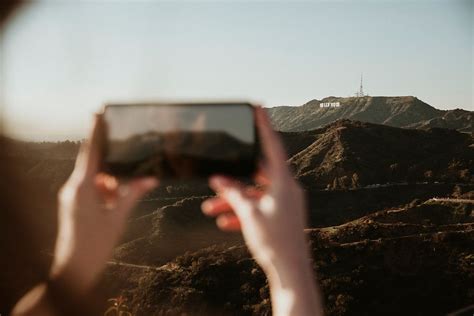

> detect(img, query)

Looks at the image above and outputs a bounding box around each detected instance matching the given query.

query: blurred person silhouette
[11,108,324,316]
[0,1,61,314]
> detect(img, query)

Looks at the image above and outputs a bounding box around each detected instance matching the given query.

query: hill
[285,120,474,190]
[102,198,474,316]
[268,96,473,132]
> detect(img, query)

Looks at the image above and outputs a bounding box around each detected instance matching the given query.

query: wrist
[260,232,310,276]
[50,237,109,296]
[264,253,323,316]
[264,249,314,288]
[49,257,96,296]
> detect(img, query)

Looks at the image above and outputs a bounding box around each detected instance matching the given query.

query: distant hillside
[406,108,473,132]
[2,137,78,193]
[285,120,473,190]
[268,96,473,132]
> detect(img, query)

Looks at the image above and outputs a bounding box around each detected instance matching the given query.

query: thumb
[116,177,159,216]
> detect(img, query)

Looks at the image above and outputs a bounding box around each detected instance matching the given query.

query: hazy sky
[1,0,473,141]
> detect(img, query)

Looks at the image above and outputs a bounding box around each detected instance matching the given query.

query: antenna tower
[355,74,366,97]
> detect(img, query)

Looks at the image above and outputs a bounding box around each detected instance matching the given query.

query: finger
[115,177,159,215]
[216,213,242,232]
[254,107,290,177]
[253,165,271,186]
[244,187,265,199]
[209,175,257,219]
[202,187,263,216]
[73,140,88,175]
[95,173,119,202]
[202,197,232,216]
[84,114,105,177]
[74,114,105,180]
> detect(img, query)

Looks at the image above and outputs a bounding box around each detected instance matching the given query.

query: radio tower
[355,73,366,97]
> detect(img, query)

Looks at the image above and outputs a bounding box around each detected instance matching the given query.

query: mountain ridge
[268,96,472,132]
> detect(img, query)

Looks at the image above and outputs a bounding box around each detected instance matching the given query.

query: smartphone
[101,102,259,179]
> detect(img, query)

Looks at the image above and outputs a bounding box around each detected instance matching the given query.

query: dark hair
[0,0,23,26]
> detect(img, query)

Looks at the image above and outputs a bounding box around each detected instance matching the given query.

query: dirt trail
[106,260,180,272]
[429,198,474,204]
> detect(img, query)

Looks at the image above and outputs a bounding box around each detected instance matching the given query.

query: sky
[1,0,473,141]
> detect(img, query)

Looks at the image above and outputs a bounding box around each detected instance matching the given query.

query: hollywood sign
[320,102,341,108]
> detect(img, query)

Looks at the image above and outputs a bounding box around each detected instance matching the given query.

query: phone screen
[102,103,258,179]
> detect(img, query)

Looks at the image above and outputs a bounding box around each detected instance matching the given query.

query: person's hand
[50,114,158,294]
[201,106,307,271]
[201,107,322,315]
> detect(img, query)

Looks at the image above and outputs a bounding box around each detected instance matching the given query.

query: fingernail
[217,216,228,227]
[104,176,118,190]
[201,200,213,214]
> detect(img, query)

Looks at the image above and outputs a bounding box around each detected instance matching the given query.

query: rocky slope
[406,108,473,132]
[101,198,473,316]
[112,182,474,267]
[287,120,474,189]
[268,96,473,133]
